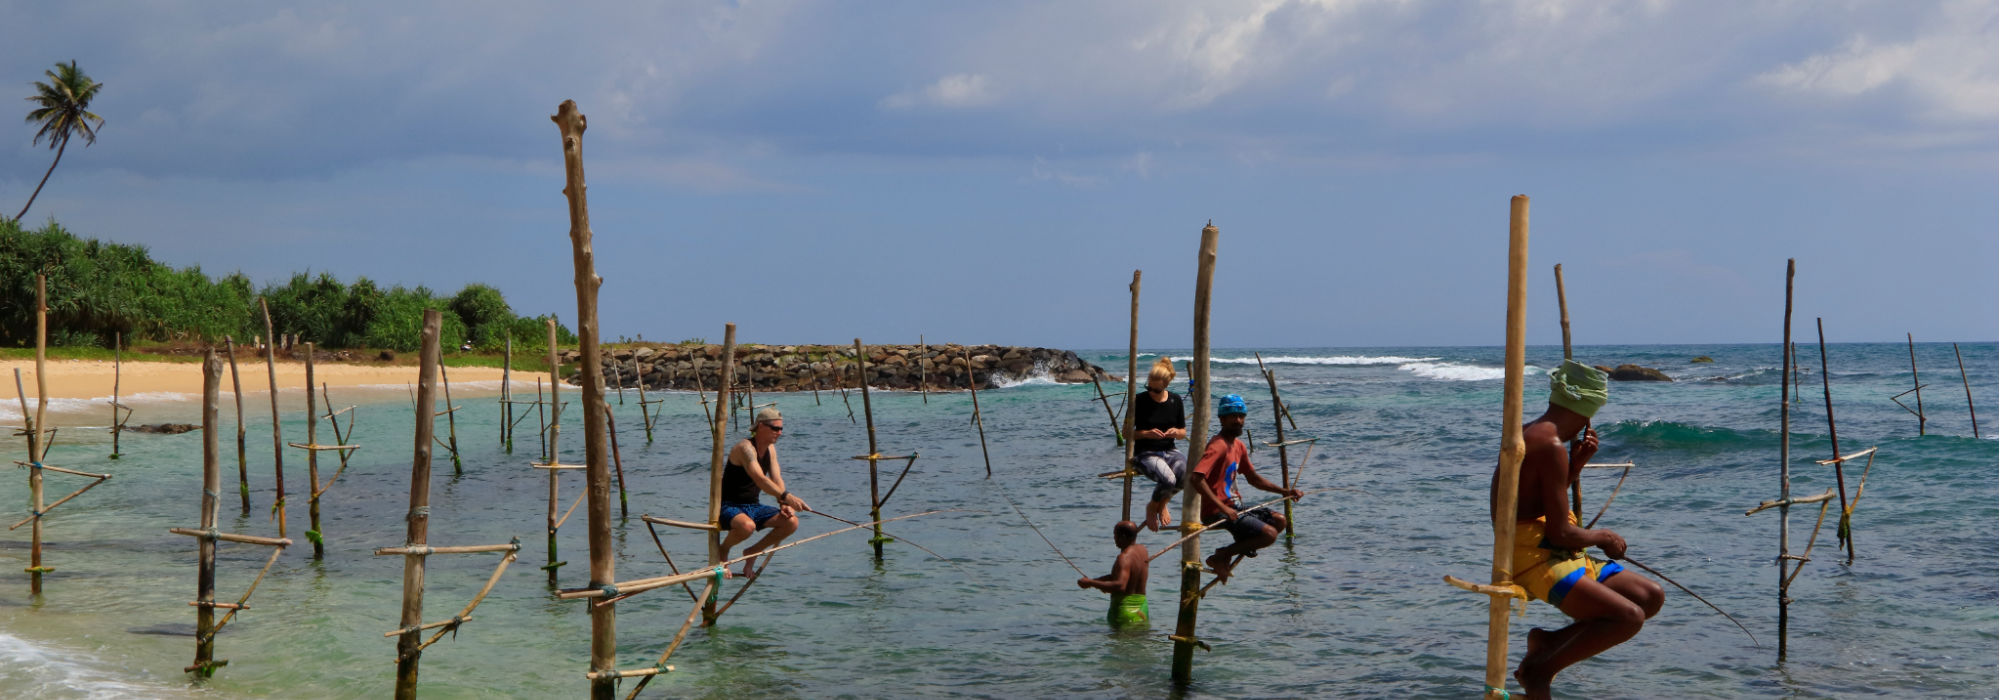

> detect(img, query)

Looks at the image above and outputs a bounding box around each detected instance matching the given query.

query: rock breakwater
[561,343,1115,392]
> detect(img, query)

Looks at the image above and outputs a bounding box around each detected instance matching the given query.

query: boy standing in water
[1076,521,1150,628]
[1497,360,1664,700]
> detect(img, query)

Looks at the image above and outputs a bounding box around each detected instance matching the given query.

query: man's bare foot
[1159,511,1173,529]
[1205,551,1235,583]
[1143,516,1161,532]
[1513,628,1554,699]
[739,562,759,581]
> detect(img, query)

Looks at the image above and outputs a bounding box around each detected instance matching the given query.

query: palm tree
[15,61,104,223]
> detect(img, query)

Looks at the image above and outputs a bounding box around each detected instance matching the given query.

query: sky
[2,1,1994,349]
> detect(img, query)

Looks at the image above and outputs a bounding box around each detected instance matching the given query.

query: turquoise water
[1,343,1994,698]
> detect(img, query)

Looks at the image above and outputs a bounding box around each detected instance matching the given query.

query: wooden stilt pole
[1815,319,1853,564]
[1260,366,1293,537]
[1778,259,1795,659]
[259,297,288,538]
[1122,270,1140,520]
[503,333,514,452]
[394,310,443,699]
[441,363,462,474]
[1555,263,1582,520]
[545,319,564,586]
[918,335,928,403]
[967,349,992,479]
[29,275,48,595]
[1480,196,1531,699]
[110,332,123,459]
[305,343,325,559]
[1093,374,1124,448]
[193,351,223,676]
[225,337,250,513]
[605,402,628,519]
[553,100,619,699]
[704,324,737,625]
[1171,222,1219,684]
[1907,333,1925,436]
[635,362,655,443]
[536,379,548,462]
[854,339,893,558]
[1956,343,1980,438]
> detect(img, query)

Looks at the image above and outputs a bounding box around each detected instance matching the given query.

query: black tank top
[721,440,772,504]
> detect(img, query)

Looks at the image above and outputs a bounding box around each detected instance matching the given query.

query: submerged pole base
[185,659,229,677]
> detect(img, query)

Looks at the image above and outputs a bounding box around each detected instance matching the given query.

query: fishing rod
[987,480,1088,577]
[1619,555,1760,647]
[1148,487,1352,563]
[803,508,970,575]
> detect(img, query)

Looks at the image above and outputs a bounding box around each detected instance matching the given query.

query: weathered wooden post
[704,324,737,624]
[1171,222,1219,683]
[1907,333,1925,435]
[1260,367,1294,537]
[1122,270,1140,520]
[1092,374,1125,448]
[967,348,993,479]
[1779,262,1796,657]
[27,275,49,595]
[502,331,513,451]
[109,332,126,459]
[224,336,251,512]
[258,297,288,537]
[394,310,442,698]
[1956,343,1980,438]
[1816,319,1853,562]
[1554,263,1582,519]
[1483,196,1532,698]
[918,334,928,403]
[440,363,463,474]
[544,318,564,585]
[193,351,223,674]
[553,99,619,698]
[305,343,325,558]
[856,339,887,558]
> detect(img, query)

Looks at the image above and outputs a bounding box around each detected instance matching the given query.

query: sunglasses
[761,423,784,433]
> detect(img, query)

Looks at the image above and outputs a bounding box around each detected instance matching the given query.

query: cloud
[881,73,997,110]
[1754,9,1998,123]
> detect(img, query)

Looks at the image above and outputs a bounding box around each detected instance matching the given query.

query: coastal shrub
[0,217,565,350]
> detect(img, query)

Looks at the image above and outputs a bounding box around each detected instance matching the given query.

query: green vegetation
[0,218,573,354]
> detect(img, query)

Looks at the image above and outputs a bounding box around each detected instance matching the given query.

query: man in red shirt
[1190,394,1302,582]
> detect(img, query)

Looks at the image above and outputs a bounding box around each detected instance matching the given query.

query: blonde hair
[1147,357,1176,385]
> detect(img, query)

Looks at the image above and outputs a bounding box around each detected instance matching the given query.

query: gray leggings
[1135,450,1187,503]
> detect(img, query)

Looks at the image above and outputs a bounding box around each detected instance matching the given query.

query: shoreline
[0,358,514,404]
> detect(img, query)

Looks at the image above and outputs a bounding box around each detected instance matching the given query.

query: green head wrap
[1547,360,1608,419]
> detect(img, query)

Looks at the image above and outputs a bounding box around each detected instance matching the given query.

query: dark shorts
[1206,507,1283,544]
[720,502,781,530]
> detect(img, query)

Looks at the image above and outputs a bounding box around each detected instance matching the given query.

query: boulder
[130,423,200,435]
[1690,356,1713,363]
[1609,364,1673,382]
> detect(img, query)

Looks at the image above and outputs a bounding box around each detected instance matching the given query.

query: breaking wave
[1168,355,1439,366]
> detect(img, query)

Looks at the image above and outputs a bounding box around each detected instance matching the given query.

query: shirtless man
[719,406,810,579]
[1494,360,1664,699]
[1076,520,1150,629]
[1190,394,1302,583]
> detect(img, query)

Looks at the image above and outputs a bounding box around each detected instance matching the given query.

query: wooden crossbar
[1098,469,1142,479]
[9,475,112,530]
[433,405,463,417]
[168,528,292,547]
[384,615,476,638]
[531,463,586,470]
[850,453,917,461]
[1264,437,1318,448]
[1744,488,1837,516]
[287,443,362,452]
[586,665,673,680]
[188,601,250,610]
[373,543,520,556]
[639,516,719,531]
[1581,462,1636,469]
[13,461,110,479]
[1814,447,1878,466]
[1443,575,1530,616]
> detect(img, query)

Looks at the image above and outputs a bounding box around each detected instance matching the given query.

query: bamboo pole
[441,363,462,474]
[605,402,628,518]
[1815,319,1853,564]
[395,309,443,699]
[225,337,250,513]
[1093,374,1124,447]
[1171,222,1219,683]
[1956,343,1980,438]
[304,343,326,559]
[968,349,992,479]
[545,319,564,585]
[1907,333,1925,435]
[259,298,288,538]
[193,350,223,675]
[536,379,548,462]
[110,332,122,459]
[503,332,513,451]
[1122,270,1141,519]
[919,334,928,403]
[1779,259,1795,659]
[1261,366,1293,537]
[1555,263,1582,520]
[635,359,655,443]
[1480,196,1531,700]
[553,99,618,698]
[28,275,49,595]
[856,339,889,558]
[705,324,737,624]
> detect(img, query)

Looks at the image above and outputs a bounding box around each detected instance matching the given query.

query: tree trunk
[14,134,69,223]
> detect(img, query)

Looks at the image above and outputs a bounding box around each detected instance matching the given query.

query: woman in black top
[1131,357,1188,531]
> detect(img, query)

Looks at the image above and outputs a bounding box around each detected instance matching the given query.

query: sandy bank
[0,359,513,403]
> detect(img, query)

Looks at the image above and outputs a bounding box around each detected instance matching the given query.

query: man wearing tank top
[719,406,810,579]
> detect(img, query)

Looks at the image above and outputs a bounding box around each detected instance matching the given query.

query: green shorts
[1107,593,1149,628]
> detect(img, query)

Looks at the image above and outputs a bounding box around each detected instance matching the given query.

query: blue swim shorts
[720,502,782,529]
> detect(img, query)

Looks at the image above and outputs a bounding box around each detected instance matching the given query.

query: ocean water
[0,343,1993,699]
